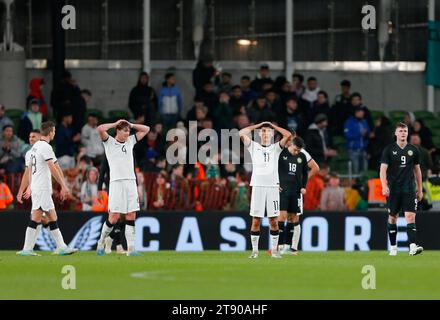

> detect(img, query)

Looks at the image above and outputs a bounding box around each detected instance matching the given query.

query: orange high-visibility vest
[0,183,13,209]
[92,191,108,212]
[367,178,386,204]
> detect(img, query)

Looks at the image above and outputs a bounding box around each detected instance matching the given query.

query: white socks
[99,220,114,244]
[250,233,260,252]
[50,228,67,249]
[292,224,301,250]
[23,227,38,251]
[270,230,280,253]
[125,224,136,253]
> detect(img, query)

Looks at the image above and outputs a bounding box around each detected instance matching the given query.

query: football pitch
[0,251,439,300]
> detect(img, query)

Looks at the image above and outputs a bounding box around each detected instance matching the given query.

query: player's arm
[307,159,319,179]
[97,120,125,141]
[269,123,292,148]
[17,166,31,204]
[301,155,308,194]
[414,164,423,201]
[47,160,70,200]
[239,122,265,147]
[380,163,389,197]
[130,123,150,141]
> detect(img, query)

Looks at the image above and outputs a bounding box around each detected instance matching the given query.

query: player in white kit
[239,122,292,259]
[16,121,77,256]
[96,119,149,256]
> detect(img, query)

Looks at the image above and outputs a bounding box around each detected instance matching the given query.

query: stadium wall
[1,211,439,251]
[20,60,440,115]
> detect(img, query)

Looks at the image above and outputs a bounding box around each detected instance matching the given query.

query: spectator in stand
[308,90,331,125]
[251,64,274,93]
[186,98,205,123]
[247,94,275,124]
[192,57,219,96]
[50,70,83,122]
[158,72,183,128]
[56,112,81,170]
[212,92,233,130]
[303,163,330,211]
[136,170,148,210]
[195,81,218,113]
[278,80,292,107]
[0,180,13,209]
[349,92,373,130]
[344,106,371,174]
[301,76,320,107]
[402,112,416,139]
[320,172,346,211]
[277,96,307,136]
[367,116,393,171]
[0,104,13,131]
[305,114,337,165]
[152,170,169,209]
[233,113,250,130]
[240,75,257,105]
[128,72,157,124]
[265,90,282,115]
[413,119,436,154]
[18,99,42,142]
[291,73,305,100]
[73,89,91,135]
[331,80,352,135]
[410,133,433,180]
[81,113,104,166]
[80,166,99,211]
[217,72,233,94]
[27,77,48,119]
[229,85,247,112]
[0,125,24,174]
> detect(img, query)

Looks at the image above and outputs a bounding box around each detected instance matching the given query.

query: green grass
[1,251,439,300]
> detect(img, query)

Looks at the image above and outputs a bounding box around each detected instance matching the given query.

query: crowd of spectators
[1,57,440,211]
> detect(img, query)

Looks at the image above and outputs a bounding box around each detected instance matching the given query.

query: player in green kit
[380,122,424,256]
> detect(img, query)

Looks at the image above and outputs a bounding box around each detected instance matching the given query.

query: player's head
[395,122,408,142]
[115,120,131,141]
[289,136,304,155]
[40,121,56,140]
[29,129,41,145]
[258,123,274,145]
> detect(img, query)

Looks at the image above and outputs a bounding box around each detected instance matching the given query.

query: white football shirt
[247,140,283,187]
[103,135,137,182]
[26,140,57,191]
[301,148,312,163]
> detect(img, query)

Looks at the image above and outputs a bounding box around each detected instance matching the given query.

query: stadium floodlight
[237,39,258,46]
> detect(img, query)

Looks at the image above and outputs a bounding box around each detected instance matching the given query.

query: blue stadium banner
[427,20,440,87]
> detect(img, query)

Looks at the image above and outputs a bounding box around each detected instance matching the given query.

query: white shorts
[31,190,55,212]
[249,186,280,218]
[108,179,140,214]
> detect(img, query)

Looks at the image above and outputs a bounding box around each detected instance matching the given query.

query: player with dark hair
[277,136,309,255]
[239,122,292,259]
[380,122,424,256]
[96,119,149,256]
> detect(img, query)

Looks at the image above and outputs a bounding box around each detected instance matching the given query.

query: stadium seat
[85,108,104,121]
[388,110,406,121]
[432,136,440,147]
[332,135,345,147]
[5,108,23,119]
[370,110,385,121]
[108,110,130,122]
[414,110,435,121]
